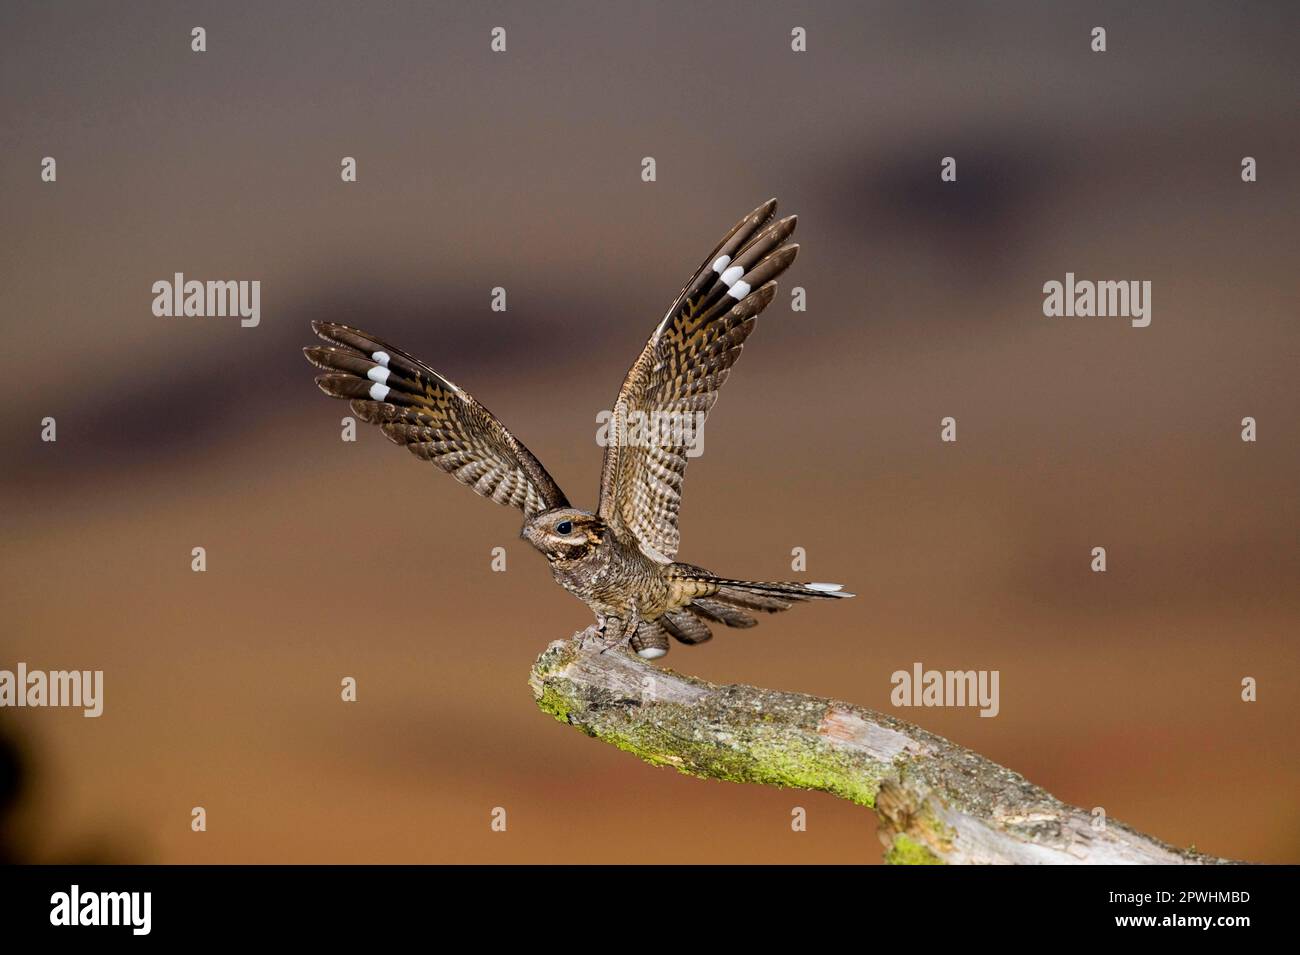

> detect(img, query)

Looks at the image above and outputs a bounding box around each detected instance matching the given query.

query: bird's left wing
[597,199,798,562]
[305,322,569,518]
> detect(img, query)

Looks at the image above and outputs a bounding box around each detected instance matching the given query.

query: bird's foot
[597,616,638,655]
[598,632,624,655]
[577,625,606,652]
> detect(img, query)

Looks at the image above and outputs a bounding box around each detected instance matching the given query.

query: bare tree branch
[529,629,1240,864]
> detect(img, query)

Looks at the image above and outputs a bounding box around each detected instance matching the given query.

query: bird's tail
[690,574,854,621]
[628,567,853,658]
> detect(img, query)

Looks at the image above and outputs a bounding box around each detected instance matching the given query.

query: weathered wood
[529,629,1239,864]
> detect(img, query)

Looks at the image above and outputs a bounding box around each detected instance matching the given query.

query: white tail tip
[806,582,844,592]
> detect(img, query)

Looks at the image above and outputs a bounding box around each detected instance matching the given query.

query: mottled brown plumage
[304,199,852,659]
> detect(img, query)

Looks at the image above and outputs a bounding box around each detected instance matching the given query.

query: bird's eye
[556,521,573,535]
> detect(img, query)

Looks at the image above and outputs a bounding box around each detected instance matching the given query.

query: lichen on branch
[529,630,1238,865]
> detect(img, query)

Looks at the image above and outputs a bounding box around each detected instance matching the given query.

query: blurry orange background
[1,1,1296,863]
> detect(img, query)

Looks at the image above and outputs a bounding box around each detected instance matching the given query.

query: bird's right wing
[596,199,798,562]
[304,321,569,518]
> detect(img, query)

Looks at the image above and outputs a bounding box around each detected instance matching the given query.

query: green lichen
[925,814,957,852]
[535,684,575,726]
[885,833,945,865]
[552,688,882,808]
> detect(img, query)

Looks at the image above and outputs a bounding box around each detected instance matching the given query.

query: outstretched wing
[305,321,569,518]
[597,199,798,561]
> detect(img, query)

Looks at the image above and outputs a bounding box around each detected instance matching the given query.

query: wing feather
[305,322,568,518]
[597,200,798,560]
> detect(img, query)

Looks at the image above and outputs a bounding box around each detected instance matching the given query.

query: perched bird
[303,199,852,659]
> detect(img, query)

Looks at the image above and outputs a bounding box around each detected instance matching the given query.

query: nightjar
[303,199,852,659]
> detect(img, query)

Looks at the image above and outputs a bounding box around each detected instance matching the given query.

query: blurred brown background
[1,1,1296,863]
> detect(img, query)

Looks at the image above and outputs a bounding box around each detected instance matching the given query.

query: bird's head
[521,508,607,561]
